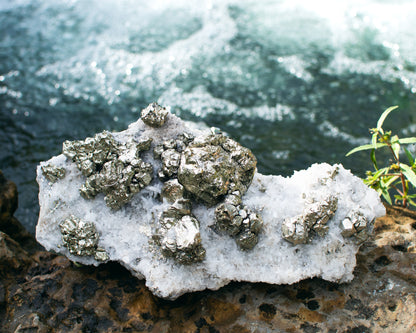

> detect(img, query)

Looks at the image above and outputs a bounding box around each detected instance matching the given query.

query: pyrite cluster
[339,210,370,243]
[214,195,263,250]
[178,133,257,206]
[148,109,261,254]
[62,131,153,210]
[41,164,66,183]
[153,179,205,264]
[282,196,338,245]
[141,102,168,127]
[43,102,264,266]
[59,215,109,261]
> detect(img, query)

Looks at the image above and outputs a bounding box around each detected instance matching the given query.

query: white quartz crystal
[36,111,385,299]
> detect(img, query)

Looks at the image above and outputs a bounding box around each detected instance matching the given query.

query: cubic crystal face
[161,179,185,203]
[340,210,370,243]
[36,102,386,300]
[159,214,206,265]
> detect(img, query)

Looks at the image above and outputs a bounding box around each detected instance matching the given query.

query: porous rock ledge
[36,104,385,299]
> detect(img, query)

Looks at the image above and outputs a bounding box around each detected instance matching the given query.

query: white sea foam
[26,0,416,144]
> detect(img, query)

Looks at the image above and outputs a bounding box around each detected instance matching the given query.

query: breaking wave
[1,0,416,232]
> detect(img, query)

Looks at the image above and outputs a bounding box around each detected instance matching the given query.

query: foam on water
[1,0,416,232]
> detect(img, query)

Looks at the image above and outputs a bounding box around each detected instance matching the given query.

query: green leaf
[371,132,378,148]
[384,175,399,188]
[370,149,378,169]
[391,135,400,158]
[377,105,399,131]
[400,164,416,188]
[404,147,414,166]
[346,143,387,156]
[407,198,416,207]
[381,188,392,205]
[398,137,416,144]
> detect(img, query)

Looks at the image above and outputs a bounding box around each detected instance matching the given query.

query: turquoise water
[1,0,416,233]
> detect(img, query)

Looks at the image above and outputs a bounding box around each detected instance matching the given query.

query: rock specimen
[2,183,415,332]
[140,102,169,127]
[36,103,385,299]
[62,131,153,210]
[40,164,66,183]
[59,215,109,261]
[282,196,338,245]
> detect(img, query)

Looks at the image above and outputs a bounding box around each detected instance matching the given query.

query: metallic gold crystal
[141,102,168,127]
[63,131,153,210]
[282,196,338,245]
[41,164,66,183]
[59,215,109,261]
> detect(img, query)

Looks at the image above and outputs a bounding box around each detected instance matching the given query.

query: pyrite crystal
[157,199,206,264]
[177,133,257,206]
[282,196,338,245]
[161,179,185,203]
[214,199,263,250]
[41,164,66,183]
[140,102,168,127]
[59,215,108,261]
[62,131,153,210]
[159,214,206,265]
[340,210,370,243]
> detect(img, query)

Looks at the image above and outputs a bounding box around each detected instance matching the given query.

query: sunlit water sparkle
[1,0,416,233]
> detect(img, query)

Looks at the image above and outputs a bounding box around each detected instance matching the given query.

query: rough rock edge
[35,107,385,299]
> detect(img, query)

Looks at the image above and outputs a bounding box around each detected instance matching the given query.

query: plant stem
[379,133,407,207]
[390,183,404,197]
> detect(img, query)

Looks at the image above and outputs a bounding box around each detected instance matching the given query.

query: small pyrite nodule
[59,215,109,262]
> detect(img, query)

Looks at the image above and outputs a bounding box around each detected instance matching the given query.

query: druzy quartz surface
[36,103,385,299]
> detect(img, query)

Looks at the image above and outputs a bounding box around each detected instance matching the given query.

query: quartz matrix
[36,103,385,299]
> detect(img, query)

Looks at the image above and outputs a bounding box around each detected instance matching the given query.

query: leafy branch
[346,106,416,207]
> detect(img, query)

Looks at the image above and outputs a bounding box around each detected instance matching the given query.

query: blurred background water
[1,0,416,234]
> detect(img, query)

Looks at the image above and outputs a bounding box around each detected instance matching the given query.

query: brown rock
[0,231,32,277]
[206,297,242,326]
[0,170,38,252]
[0,169,415,332]
[0,170,18,218]
[13,313,49,333]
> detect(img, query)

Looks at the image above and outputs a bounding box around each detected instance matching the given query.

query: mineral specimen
[63,131,153,210]
[140,102,168,127]
[340,210,370,243]
[59,215,108,261]
[177,133,257,206]
[214,202,263,250]
[281,196,338,245]
[41,164,66,183]
[36,103,385,300]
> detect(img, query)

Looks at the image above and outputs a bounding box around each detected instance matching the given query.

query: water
[1,0,416,234]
